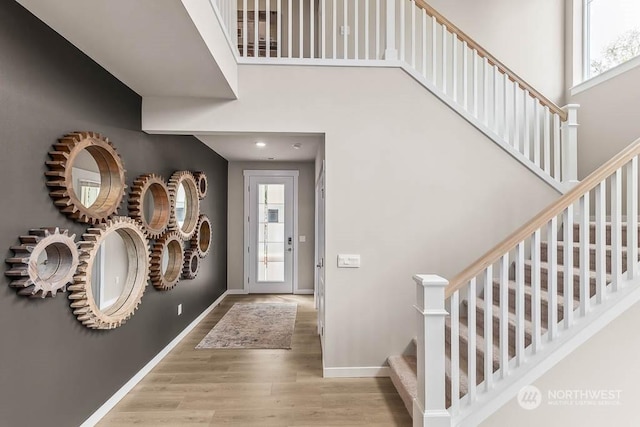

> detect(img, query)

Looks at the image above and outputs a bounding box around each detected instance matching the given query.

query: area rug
[195,303,297,349]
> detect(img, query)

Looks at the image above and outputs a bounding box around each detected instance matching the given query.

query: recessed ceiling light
[255,141,266,148]
[292,143,302,149]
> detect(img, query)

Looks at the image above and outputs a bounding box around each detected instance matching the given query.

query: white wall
[570,66,640,178]
[143,64,559,369]
[427,0,565,104]
[227,161,316,292]
[483,300,640,427]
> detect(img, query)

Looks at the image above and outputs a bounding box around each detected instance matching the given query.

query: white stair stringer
[454,268,640,427]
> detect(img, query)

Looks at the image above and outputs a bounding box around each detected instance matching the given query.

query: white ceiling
[197,134,323,162]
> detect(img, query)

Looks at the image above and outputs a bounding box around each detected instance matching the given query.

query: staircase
[390,140,640,426]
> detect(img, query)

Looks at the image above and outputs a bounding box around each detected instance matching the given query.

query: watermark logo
[518,385,542,410]
[517,385,622,410]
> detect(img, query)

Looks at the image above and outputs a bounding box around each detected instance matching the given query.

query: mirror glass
[143,185,157,225]
[90,231,130,312]
[36,243,74,282]
[176,183,187,228]
[162,245,170,275]
[71,149,101,208]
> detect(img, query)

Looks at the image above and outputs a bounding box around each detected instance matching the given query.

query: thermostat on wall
[337,254,361,268]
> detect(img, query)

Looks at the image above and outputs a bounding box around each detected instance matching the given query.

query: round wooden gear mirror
[150,231,184,290]
[190,214,212,258]
[168,171,200,240]
[129,173,171,239]
[68,216,150,330]
[182,249,200,280]
[193,171,208,199]
[5,227,79,298]
[46,131,126,224]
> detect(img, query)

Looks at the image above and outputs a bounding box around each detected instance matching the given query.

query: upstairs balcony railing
[210,0,579,189]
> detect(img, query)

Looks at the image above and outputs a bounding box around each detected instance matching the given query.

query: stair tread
[523,260,612,279]
[543,241,629,252]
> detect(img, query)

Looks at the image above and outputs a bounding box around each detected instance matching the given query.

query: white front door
[244,171,298,293]
[315,164,326,341]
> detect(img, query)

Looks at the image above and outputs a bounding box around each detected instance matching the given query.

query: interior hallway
[98,294,412,426]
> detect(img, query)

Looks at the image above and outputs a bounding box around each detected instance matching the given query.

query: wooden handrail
[414,0,568,122]
[446,137,640,298]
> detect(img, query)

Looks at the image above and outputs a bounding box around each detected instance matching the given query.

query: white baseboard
[295,289,314,295]
[79,290,229,427]
[226,289,249,294]
[323,366,390,378]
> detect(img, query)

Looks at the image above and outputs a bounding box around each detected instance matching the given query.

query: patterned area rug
[196,303,298,349]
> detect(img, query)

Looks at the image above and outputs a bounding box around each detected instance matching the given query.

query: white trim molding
[79,291,229,427]
[323,366,391,378]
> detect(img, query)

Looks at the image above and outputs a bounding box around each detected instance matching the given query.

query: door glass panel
[257,184,286,282]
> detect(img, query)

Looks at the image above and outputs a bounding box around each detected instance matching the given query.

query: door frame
[314,161,325,342]
[243,170,299,294]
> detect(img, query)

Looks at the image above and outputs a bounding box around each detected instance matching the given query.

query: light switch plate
[337,254,361,268]
[299,235,306,242]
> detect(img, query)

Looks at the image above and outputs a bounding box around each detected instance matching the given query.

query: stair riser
[462,303,533,349]
[524,264,598,300]
[445,326,501,374]
[573,223,640,246]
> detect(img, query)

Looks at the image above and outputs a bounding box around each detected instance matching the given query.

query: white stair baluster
[410,1,415,67]
[288,0,293,57]
[431,16,437,83]
[400,0,405,62]
[579,192,590,317]
[442,25,447,94]
[524,90,531,160]
[544,107,551,174]
[493,65,499,133]
[483,58,489,126]
[243,0,248,57]
[364,0,369,60]
[468,277,477,403]
[299,0,304,58]
[532,229,542,352]
[277,0,282,58]
[376,0,380,59]
[516,241,525,366]
[452,36,458,102]
[626,156,638,279]
[513,82,520,153]
[534,102,541,167]
[563,204,574,328]
[547,216,558,340]
[553,114,561,181]
[343,0,347,59]
[463,41,468,110]
[499,253,509,379]
[503,73,509,142]
[484,265,493,391]
[254,0,259,57]
[421,9,427,76]
[310,0,315,58]
[266,0,270,58]
[451,290,460,415]
[472,52,478,117]
[595,180,606,305]
[611,168,622,292]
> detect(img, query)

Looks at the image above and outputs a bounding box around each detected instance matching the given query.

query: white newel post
[561,104,580,189]
[385,0,398,60]
[413,275,452,427]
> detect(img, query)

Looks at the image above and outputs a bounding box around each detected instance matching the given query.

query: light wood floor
[99,294,412,426]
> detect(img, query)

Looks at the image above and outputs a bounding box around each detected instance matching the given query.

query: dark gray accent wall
[0,2,228,426]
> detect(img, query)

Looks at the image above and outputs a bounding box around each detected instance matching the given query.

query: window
[585,0,640,79]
